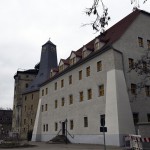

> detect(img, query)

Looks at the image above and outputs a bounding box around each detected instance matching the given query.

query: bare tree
[129,49,150,89]
[85,0,148,33]
[84,0,110,34]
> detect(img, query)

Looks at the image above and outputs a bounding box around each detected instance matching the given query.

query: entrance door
[62,122,65,135]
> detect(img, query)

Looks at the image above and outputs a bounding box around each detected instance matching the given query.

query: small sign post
[100,116,107,150]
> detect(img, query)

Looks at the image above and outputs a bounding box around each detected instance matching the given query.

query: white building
[32,9,150,146]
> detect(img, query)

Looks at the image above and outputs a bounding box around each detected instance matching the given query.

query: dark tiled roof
[14,69,38,78]
[72,51,82,58]
[42,40,56,47]
[85,39,95,51]
[44,9,149,85]
[98,9,141,46]
[52,67,59,72]
[60,59,70,65]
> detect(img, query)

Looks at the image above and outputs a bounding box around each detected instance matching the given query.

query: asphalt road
[0,142,124,150]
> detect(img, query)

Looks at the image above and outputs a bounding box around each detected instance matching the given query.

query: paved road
[0,142,124,150]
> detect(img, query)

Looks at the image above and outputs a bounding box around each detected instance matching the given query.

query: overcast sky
[0,0,149,109]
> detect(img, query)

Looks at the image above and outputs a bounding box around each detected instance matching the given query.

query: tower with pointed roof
[12,40,57,139]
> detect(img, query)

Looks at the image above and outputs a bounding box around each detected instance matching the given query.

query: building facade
[32,10,150,146]
[0,110,12,140]
[20,41,58,139]
[12,69,39,135]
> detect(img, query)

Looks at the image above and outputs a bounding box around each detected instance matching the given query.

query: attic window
[95,41,100,50]
[82,50,86,58]
[50,71,53,77]
[70,57,76,65]
[59,65,64,72]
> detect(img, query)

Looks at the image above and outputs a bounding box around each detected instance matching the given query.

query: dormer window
[82,46,93,58]
[59,65,64,72]
[50,71,53,78]
[82,50,86,58]
[95,41,100,50]
[70,57,76,65]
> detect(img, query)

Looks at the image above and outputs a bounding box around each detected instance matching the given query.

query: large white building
[32,9,150,146]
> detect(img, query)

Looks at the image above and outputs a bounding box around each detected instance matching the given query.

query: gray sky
[0,0,149,109]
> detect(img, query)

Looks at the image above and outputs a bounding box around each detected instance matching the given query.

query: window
[42,89,44,96]
[131,84,137,95]
[32,94,34,99]
[55,82,57,90]
[84,117,88,127]
[147,114,150,122]
[59,65,64,72]
[61,98,65,106]
[138,37,143,47]
[55,100,58,109]
[97,61,102,72]
[43,124,45,132]
[46,88,48,95]
[69,95,73,105]
[70,57,76,65]
[24,119,26,125]
[86,66,90,77]
[70,120,74,130]
[25,96,27,101]
[55,122,58,131]
[50,71,53,78]
[31,105,33,110]
[69,75,72,84]
[79,70,82,80]
[82,50,86,58]
[87,89,92,100]
[25,83,28,88]
[79,91,83,102]
[31,119,33,125]
[95,42,100,50]
[145,86,150,96]
[143,62,147,72]
[46,124,48,131]
[45,104,48,111]
[41,105,44,112]
[128,58,134,69]
[61,79,64,88]
[99,85,104,96]
[133,113,139,124]
[147,40,150,49]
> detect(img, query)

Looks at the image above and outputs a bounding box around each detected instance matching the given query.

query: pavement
[0,141,125,150]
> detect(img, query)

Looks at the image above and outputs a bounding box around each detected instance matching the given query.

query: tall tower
[24,40,58,93]
[12,69,38,134]
[20,40,58,139]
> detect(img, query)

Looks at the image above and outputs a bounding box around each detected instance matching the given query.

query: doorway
[62,122,65,135]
